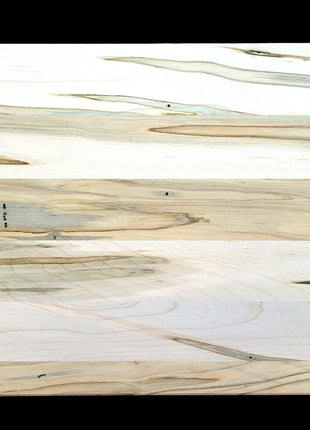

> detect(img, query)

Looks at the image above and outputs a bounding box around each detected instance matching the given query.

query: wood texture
[1,109,310,179]
[0,179,310,240]
[0,44,310,179]
[2,361,310,395]
[1,43,310,395]
[0,240,310,393]
[0,240,309,363]
[1,239,310,301]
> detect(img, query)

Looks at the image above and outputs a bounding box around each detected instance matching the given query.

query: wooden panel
[1,108,310,179]
[0,240,310,301]
[0,240,309,365]
[1,361,310,395]
[0,179,310,240]
[0,44,310,179]
[1,239,310,392]
[1,43,310,395]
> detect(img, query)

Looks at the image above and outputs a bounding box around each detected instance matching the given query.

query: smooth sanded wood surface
[0,179,310,240]
[1,109,310,179]
[2,360,310,395]
[0,44,310,179]
[0,241,310,390]
[1,43,310,395]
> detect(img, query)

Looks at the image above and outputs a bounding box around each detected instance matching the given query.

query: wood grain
[0,179,309,240]
[0,240,309,366]
[103,55,310,88]
[0,44,310,179]
[0,158,28,165]
[1,240,310,302]
[1,109,310,179]
[1,43,310,395]
[2,360,310,395]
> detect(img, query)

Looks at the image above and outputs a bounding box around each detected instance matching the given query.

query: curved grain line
[103,56,310,88]
[149,124,310,141]
[0,158,29,165]
[170,337,297,362]
[0,255,149,265]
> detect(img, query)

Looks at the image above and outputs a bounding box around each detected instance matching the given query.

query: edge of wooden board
[1,360,310,395]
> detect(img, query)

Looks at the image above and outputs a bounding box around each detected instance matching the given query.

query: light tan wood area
[0,179,310,240]
[1,44,310,395]
[0,240,309,370]
[1,360,310,395]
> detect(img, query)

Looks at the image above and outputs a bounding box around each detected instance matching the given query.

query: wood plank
[0,240,309,365]
[1,108,310,179]
[2,43,310,115]
[1,360,310,395]
[1,240,310,302]
[0,44,310,178]
[1,43,310,395]
[0,179,310,240]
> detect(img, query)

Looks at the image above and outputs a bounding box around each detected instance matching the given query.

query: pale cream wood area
[1,43,310,395]
[1,111,310,179]
[0,240,309,367]
[0,44,310,178]
[0,240,310,302]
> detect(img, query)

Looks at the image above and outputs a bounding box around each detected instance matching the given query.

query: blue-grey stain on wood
[2,202,93,229]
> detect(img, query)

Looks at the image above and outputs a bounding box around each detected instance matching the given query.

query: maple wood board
[1,43,310,395]
[0,240,309,395]
[0,44,310,179]
[0,179,309,240]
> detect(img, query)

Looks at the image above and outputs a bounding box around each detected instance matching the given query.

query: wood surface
[2,360,310,395]
[1,43,310,395]
[0,179,310,240]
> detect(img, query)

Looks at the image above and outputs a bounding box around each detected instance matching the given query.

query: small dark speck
[167,104,170,108]
[3,203,6,209]
[38,373,46,378]
[248,50,266,56]
[249,356,253,359]
[4,222,7,228]
[165,192,169,196]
